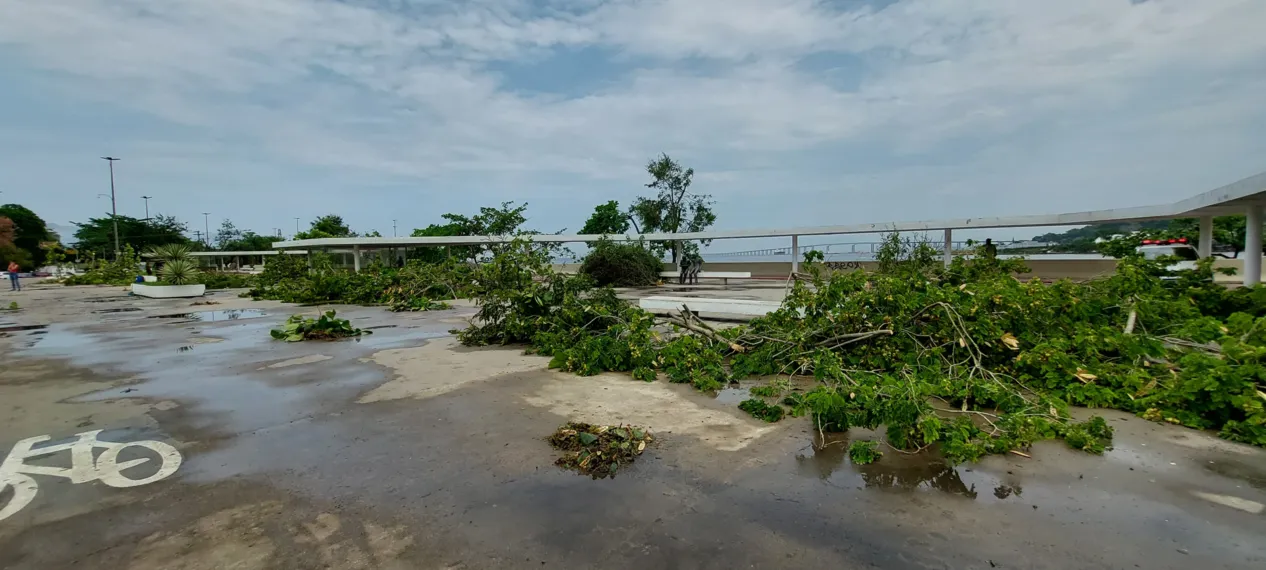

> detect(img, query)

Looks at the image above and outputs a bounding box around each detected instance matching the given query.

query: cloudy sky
[2,0,1265,248]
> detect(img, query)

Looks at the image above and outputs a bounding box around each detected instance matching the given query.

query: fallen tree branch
[1161,336,1222,354]
[818,329,894,347]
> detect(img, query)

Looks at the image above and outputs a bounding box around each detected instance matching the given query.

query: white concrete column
[943,229,953,268]
[353,245,362,273]
[1247,207,1263,287]
[791,235,800,273]
[1198,216,1214,258]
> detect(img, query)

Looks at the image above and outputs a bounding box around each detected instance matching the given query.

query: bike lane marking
[1,430,183,522]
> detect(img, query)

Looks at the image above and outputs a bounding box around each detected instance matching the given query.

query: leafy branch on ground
[270,310,370,342]
[548,422,653,479]
[455,233,1266,463]
[739,398,786,422]
[249,254,475,307]
[848,441,883,464]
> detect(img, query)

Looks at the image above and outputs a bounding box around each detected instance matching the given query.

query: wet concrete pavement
[1,284,1265,569]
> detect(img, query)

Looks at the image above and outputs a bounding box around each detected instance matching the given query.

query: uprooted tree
[453,234,1266,463]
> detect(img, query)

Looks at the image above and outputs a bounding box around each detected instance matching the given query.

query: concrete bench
[659,271,751,286]
[638,296,782,317]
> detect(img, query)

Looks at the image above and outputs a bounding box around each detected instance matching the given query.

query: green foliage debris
[457,232,1266,463]
[270,310,370,342]
[739,398,785,422]
[848,441,883,465]
[249,254,474,308]
[548,422,653,479]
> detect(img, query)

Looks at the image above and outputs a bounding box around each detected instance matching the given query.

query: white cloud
[1,0,1264,234]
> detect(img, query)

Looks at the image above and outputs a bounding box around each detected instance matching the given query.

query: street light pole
[202,213,211,247]
[100,157,121,258]
[141,195,152,220]
[393,219,397,237]
[294,217,301,236]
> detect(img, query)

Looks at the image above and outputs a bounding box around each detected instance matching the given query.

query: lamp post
[100,157,121,258]
[141,195,152,220]
[294,217,301,236]
[202,213,211,247]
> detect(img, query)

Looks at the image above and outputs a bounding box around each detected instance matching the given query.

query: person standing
[983,238,998,260]
[7,261,20,291]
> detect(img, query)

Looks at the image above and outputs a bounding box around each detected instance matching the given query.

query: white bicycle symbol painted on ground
[0,430,182,522]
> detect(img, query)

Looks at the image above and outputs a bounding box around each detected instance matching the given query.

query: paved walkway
[1,284,1264,569]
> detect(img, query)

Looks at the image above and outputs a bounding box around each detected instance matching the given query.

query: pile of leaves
[547,422,653,479]
[270,310,370,342]
[457,233,1266,463]
[579,238,665,287]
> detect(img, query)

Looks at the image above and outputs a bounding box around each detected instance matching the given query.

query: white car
[1137,239,1200,278]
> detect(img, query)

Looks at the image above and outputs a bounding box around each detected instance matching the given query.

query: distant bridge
[709,240,978,259]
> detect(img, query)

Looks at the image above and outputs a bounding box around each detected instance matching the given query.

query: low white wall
[132,283,206,298]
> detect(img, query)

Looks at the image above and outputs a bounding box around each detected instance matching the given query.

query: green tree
[1169,216,1249,257]
[411,202,530,262]
[0,216,34,268]
[295,215,356,240]
[0,204,52,266]
[215,219,243,250]
[72,214,189,259]
[220,231,278,252]
[580,200,630,235]
[629,154,716,262]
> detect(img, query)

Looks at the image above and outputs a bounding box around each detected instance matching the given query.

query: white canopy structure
[272,171,1266,284]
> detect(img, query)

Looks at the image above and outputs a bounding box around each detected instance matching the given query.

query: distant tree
[294,215,355,240]
[580,200,630,235]
[1169,216,1249,257]
[220,231,277,252]
[628,154,716,262]
[0,216,33,268]
[215,219,243,250]
[411,202,530,262]
[0,204,52,266]
[72,214,189,259]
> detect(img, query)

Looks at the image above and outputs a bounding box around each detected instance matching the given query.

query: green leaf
[577,432,598,446]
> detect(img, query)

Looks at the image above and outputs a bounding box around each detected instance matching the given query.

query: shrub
[159,259,200,285]
[579,238,664,287]
[62,246,142,286]
[197,272,256,290]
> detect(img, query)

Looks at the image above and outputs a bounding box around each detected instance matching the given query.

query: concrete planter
[132,283,206,298]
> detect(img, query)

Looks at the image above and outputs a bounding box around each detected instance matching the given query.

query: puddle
[149,309,267,322]
[713,387,751,404]
[794,432,1009,501]
[1204,459,1266,490]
